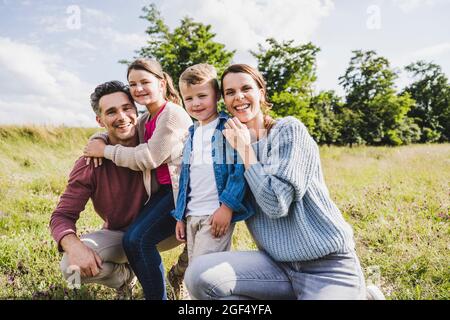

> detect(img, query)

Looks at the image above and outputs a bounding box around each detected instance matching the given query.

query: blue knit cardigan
[244,117,356,261]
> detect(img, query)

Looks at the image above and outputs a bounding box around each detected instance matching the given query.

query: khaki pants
[60,229,182,289]
[186,215,235,263]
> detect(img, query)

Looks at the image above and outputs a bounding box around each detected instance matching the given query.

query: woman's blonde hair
[127,58,181,105]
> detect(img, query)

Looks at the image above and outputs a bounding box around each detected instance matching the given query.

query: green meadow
[0,126,448,299]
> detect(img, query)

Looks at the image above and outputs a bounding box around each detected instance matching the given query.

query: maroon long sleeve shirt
[50,156,148,250]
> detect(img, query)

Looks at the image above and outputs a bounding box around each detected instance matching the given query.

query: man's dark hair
[90,81,135,115]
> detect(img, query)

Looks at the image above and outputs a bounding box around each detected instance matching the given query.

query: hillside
[0,126,449,299]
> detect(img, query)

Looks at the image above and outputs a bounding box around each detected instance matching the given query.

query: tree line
[122,4,450,146]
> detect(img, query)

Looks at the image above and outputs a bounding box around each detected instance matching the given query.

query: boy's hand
[210,204,232,238]
[175,220,186,242]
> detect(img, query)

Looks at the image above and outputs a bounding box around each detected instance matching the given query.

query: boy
[171,64,254,267]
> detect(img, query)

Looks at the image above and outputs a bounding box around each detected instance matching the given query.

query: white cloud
[38,6,114,34]
[411,42,450,59]
[0,37,97,127]
[38,15,67,33]
[391,42,450,90]
[392,0,438,12]
[90,27,147,49]
[159,0,334,63]
[36,5,144,55]
[66,38,97,50]
[0,99,93,126]
[84,7,114,24]
[394,42,450,70]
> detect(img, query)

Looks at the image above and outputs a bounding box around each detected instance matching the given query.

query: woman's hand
[223,117,251,152]
[223,117,258,169]
[83,139,106,167]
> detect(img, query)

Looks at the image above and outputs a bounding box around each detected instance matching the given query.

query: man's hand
[175,220,187,242]
[60,234,103,278]
[210,204,233,238]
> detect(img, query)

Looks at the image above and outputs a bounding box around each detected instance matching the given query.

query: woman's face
[222,72,264,124]
[128,69,165,106]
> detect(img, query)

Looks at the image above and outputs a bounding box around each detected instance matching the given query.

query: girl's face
[222,72,264,124]
[128,69,165,106]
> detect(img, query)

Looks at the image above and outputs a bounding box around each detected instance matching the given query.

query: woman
[184,64,368,300]
[84,58,192,299]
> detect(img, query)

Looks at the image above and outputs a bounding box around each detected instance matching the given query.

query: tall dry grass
[0,126,448,299]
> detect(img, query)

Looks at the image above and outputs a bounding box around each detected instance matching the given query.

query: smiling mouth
[234,104,250,111]
[115,123,132,129]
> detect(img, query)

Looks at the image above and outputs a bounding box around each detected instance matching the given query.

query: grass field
[0,125,448,300]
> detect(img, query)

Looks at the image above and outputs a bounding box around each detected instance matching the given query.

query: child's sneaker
[116,265,137,300]
[167,264,190,300]
[179,281,190,300]
[167,264,182,299]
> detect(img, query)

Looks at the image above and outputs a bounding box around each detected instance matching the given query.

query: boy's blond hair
[179,63,221,98]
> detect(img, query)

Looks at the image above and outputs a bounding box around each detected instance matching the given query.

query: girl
[84,58,192,299]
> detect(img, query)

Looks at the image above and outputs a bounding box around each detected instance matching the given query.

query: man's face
[96,92,138,145]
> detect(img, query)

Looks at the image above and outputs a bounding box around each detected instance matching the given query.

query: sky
[0,0,449,127]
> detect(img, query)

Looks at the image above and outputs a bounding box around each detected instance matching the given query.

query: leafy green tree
[367,92,417,145]
[310,90,342,145]
[251,38,319,130]
[403,60,450,142]
[394,116,421,145]
[336,108,364,147]
[124,4,234,87]
[339,50,416,145]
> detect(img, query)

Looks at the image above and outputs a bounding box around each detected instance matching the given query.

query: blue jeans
[185,250,366,300]
[122,185,175,300]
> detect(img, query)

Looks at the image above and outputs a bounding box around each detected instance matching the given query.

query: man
[50,81,186,299]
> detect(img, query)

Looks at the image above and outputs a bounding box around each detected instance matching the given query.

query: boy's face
[180,80,219,125]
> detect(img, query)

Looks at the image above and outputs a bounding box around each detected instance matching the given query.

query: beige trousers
[60,229,182,289]
[186,215,235,263]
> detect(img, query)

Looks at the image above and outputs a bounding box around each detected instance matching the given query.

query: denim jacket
[171,112,254,223]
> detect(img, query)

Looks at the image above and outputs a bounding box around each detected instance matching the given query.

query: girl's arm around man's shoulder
[103,103,193,171]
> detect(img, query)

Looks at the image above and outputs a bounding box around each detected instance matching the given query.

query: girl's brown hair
[127,58,182,105]
[221,64,275,130]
